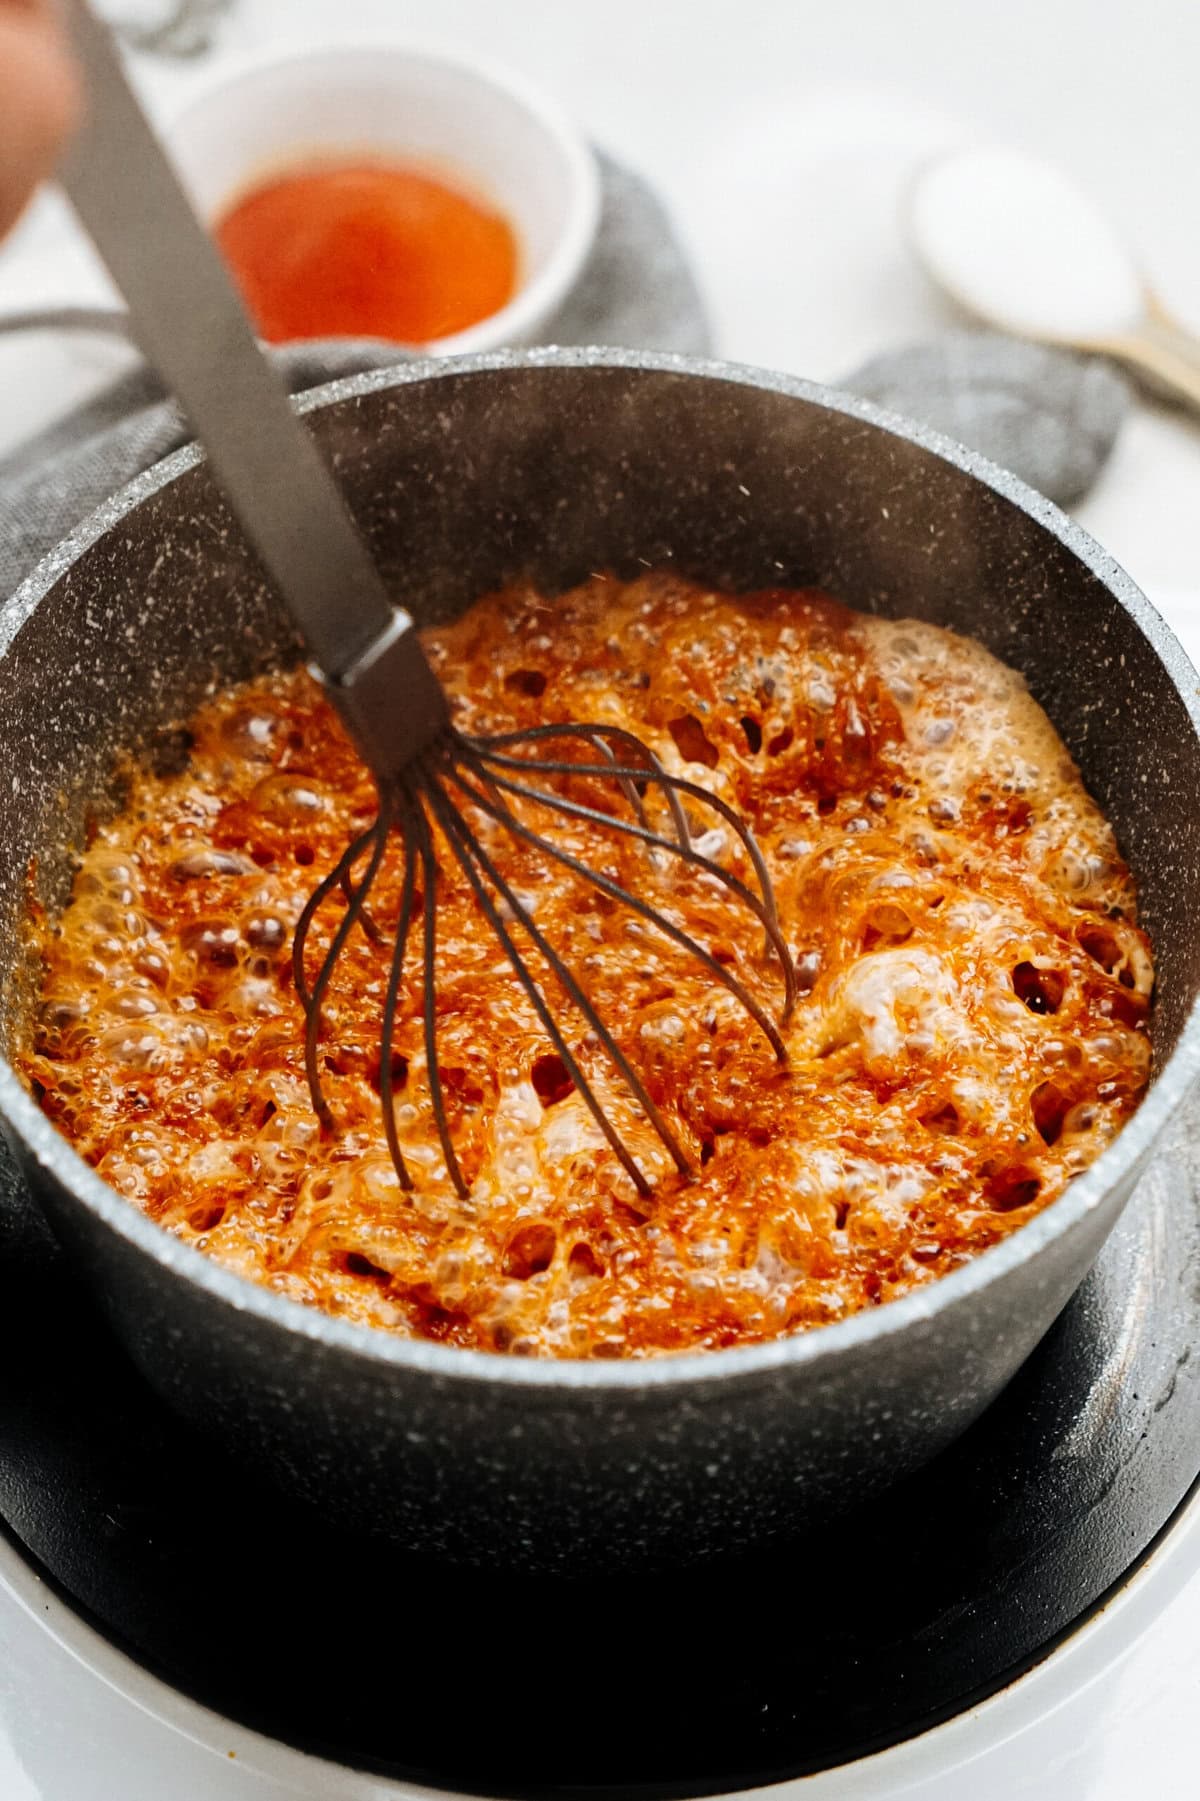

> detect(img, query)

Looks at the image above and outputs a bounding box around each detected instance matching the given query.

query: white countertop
[2,3,1199,1795]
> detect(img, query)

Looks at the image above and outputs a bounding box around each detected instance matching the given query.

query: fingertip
[28,14,84,147]
[0,16,83,237]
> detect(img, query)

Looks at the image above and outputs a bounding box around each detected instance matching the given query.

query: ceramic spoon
[907,146,1200,414]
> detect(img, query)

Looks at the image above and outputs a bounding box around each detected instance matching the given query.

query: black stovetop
[3,1095,1200,1799]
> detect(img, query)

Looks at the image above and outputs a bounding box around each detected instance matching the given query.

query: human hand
[0,1,79,240]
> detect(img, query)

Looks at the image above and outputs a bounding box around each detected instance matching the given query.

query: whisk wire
[475,754,775,939]
[297,802,393,1129]
[447,754,789,1064]
[578,730,654,834]
[471,721,694,848]
[471,734,786,953]
[411,793,468,1196]
[466,750,795,1018]
[338,861,385,943]
[293,817,380,1010]
[424,764,683,1195]
[379,794,419,1192]
[296,721,797,1202]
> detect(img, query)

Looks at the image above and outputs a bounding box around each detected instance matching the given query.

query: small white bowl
[163,42,601,355]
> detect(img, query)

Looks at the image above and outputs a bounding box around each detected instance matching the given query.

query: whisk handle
[330,613,452,778]
[55,0,450,773]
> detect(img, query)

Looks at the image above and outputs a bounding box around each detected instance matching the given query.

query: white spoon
[907,146,1200,415]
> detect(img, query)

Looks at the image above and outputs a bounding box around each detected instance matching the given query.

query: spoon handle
[1104,306,1200,415]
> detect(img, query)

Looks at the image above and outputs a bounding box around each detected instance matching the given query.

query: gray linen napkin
[845,331,1132,507]
[0,339,402,600]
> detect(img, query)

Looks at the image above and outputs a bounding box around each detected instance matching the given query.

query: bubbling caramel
[20,575,1153,1356]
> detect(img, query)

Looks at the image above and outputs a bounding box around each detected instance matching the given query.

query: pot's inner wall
[1,363,1197,1065]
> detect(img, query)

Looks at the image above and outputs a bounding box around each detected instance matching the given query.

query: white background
[4,0,1200,604]
[2,2,1199,1795]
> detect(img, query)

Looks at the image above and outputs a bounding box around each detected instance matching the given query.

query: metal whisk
[59,0,796,1197]
[295,713,795,1199]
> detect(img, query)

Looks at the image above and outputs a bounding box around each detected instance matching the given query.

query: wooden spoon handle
[1104,306,1200,415]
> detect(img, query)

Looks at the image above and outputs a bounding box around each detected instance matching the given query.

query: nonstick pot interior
[1,351,1198,1568]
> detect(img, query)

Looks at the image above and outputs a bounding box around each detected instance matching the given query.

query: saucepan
[1,348,1198,1570]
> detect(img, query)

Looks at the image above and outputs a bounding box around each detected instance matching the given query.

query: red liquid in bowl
[215,161,519,345]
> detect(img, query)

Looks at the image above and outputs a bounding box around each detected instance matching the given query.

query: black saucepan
[2,349,1198,1570]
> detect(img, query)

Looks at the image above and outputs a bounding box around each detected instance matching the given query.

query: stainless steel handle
[55,0,449,776]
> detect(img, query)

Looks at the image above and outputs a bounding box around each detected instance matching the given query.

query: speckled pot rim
[3,346,1199,1393]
